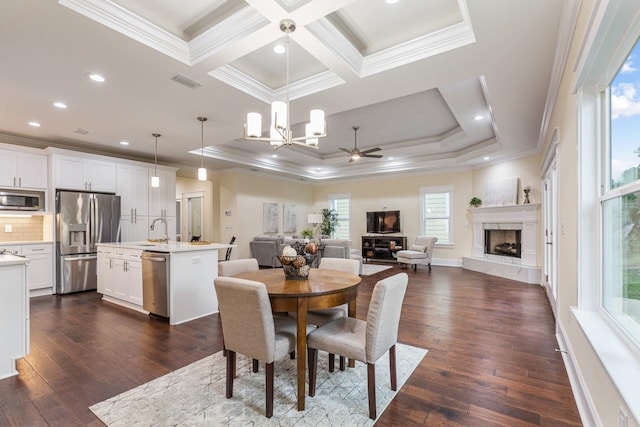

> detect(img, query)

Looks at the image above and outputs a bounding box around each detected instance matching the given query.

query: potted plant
[320,208,339,237]
[469,197,482,208]
[300,228,315,240]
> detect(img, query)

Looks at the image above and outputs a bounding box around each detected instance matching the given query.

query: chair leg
[413,264,417,271]
[226,350,235,398]
[266,362,274,418]
[339,356,346,371]
[308,347,318,397]
[253,358,259,373]
[389,344,397,391]
[290,350,296,359]
[367,363,376,420]
[428,263,432,271]
[328,353,335,372]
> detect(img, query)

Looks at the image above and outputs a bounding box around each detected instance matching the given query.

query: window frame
[419,185,454,246]
[328,193,351,241]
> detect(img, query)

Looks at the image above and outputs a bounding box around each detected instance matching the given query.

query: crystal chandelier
[243,19,326,149]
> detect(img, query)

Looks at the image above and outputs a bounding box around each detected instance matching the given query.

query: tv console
[361,235,407,263]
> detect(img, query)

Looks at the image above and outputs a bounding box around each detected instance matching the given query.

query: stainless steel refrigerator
[55,190,121,294]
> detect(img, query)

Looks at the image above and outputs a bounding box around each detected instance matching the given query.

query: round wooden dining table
[232,268,361,411]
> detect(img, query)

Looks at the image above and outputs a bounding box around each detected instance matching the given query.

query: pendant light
[151,133,161,188]
[197,116,207,181]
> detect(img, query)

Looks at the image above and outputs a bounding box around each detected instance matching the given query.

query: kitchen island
[0,254,29,379]
[97,241,233,325]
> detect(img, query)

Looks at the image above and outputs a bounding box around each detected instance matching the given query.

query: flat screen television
[366,210,401,234]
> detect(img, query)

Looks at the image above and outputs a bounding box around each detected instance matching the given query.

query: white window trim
[328,193,351,241]
[574,0,640,422]
[419,185,454,245]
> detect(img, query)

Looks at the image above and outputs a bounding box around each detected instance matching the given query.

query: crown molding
[305,18,363,75]
[58,0,191,65]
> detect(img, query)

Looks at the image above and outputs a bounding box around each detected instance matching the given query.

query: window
[329,193,350,240]
[602,39,640,343]
[420,186,452,244]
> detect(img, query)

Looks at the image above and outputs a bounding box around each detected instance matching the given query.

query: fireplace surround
[462,204,541,284]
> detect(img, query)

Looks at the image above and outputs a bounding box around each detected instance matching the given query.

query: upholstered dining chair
[214,277,311,418]
[307,272,408,420]
[310,257,360,371]
[218,258,258,277]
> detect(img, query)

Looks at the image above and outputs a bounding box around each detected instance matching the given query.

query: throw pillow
[410,244,427,252]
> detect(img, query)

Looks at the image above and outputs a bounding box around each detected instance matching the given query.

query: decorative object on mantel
[484,177,519,206]
[469,197,482,208]
[243,19,326,150]
[523,186,531,204]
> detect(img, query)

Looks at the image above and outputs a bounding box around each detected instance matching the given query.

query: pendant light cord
[201,119,204,168]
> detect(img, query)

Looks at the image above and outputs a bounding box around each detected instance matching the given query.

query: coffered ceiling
[0,0,567,181]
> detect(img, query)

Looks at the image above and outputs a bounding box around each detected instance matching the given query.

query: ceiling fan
[339,126,383,162]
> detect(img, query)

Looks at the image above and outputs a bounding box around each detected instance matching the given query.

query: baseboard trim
[556,320,600,427]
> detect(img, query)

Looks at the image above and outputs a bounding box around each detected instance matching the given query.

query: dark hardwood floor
[0,265,582,426]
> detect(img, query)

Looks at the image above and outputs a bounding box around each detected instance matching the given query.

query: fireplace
[463,204,540,284]
[484,224,522,258]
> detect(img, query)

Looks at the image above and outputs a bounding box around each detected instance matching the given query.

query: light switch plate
[4,224,12,233]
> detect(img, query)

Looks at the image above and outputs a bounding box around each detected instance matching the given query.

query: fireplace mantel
[463,203,541,284]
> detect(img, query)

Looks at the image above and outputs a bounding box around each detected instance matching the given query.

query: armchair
[396,236,438,271]
[249,236,285,267]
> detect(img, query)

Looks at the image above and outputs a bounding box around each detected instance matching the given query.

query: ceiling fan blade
[360,147,381,154]
[339,147,353,154]
[362,154,383,158]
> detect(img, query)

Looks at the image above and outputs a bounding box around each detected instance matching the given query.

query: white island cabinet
[96,242,234,325]
[0,254,29,380]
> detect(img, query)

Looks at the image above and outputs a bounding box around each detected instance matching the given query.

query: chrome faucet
[150,217,169,243]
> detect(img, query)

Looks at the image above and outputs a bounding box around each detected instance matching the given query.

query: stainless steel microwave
[0,190,44,211]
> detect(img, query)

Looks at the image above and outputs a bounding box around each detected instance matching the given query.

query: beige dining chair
[306,272,408,420]
[218,258,259,277]
[217,258,260,359]
[215,277,311,418]
[309,257,360,371]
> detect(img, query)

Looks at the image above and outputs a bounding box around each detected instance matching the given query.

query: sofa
[249,235,308,267]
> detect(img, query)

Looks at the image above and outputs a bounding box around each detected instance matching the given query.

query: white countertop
[0,254,30,266]
[97,241,234,253]
[0,241,53,246]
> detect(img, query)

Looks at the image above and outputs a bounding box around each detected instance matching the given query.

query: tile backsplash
[0,216,44,242]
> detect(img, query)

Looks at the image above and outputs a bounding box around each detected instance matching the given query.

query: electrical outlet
[619,408,628,427]
[192,257,201,264]
[4,224,12,233]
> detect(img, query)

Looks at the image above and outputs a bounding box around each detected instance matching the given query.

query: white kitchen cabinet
[117,163,149,217]
[97,247,114,295]
[0,256,29,379]
[53,155,116,192]
[0,243,54,295]
[0,149,47,189]
[97,247,143,306]
[149,168,176,219]
[119,215,149,242]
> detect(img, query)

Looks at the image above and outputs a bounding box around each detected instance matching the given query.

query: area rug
[90,343,427,426]
[360,264,393,276]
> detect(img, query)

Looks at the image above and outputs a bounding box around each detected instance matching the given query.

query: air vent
[74,128,89,135]
[171,74,202,89]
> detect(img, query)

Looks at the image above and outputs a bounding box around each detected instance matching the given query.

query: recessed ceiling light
[388,157,394,160]
[28,121,41,127]
[120,141,129,146]
[385,0,399,4]
[271,154,278,158]
[88,73,105,83]
[273,44,285,54]
[483,156,490,160]
[53,101,67,109]
[474,115,484,121]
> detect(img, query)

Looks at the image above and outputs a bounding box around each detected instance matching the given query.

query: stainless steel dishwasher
[142,251,170,317]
